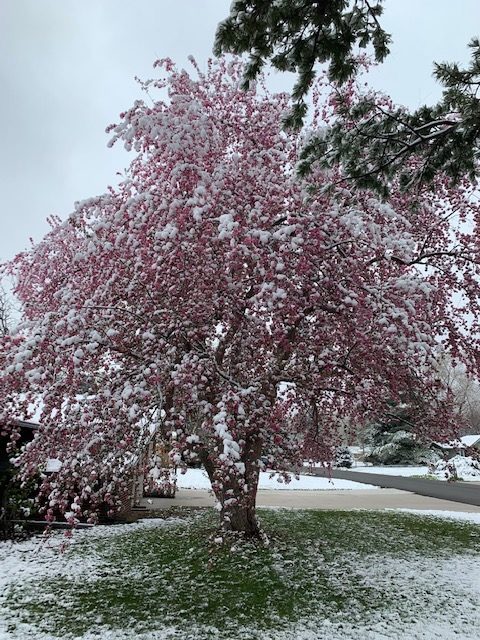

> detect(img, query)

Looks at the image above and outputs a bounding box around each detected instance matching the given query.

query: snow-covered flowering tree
[2,58,480,536]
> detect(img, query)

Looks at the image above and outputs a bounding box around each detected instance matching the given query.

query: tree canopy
[1,59,479,535]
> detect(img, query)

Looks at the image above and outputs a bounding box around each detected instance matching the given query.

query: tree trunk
[201,434,262,537]
[222,500,260,537]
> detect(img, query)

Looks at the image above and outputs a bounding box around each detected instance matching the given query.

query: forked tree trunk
[201,434,262,537]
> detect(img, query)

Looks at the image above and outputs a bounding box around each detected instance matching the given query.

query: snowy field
[176,467,378,491]
[303,461,430,476]
[351,465,429,476]
[1,510,480,640]
[352,458,480,482]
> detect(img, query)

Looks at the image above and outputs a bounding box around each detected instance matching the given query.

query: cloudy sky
[1,0,479,265]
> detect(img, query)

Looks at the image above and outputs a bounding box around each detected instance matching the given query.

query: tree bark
[222,500,260,537]
[201,434,262,537]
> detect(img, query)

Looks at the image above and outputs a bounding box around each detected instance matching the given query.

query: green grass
[3,509,480,639]
[411,473,473,482]
[410,473,439,480]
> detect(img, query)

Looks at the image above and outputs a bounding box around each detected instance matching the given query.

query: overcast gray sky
[1,1,479,264]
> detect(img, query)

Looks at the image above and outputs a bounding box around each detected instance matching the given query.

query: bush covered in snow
[431,455,480,482]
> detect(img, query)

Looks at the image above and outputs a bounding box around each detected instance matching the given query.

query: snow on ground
[303,461,430,476]
[349,461,480,481]
[175,461,480,491]
[0,519,188,640]
[1,512,480,640]
[176,467,378,491]
[350,465,429,476]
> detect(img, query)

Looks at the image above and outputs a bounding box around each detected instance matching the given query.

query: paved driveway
[142,486,480,512]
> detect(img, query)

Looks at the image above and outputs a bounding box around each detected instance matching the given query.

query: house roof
[0,419,39,432]
[431,439,464,450]
[14,419,39,430]
[460,434,480,447]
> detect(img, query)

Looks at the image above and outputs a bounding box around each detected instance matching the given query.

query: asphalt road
[324,469,480,507]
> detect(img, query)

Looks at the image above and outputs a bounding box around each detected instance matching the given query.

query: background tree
[0,287,12,337]
[436,353,480,435]
[216,2,480,192]
[334,446,353,468]
[365,403,439,466]
[1,59,480,536]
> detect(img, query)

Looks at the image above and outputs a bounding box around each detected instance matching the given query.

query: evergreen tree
[214,0,390,129]
[301,39,480,195]
[365,402,437,466]
[216,3,480,192]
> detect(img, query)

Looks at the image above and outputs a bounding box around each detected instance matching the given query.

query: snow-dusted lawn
[176,467,378,491]
[391,509,480,523]
[1,510,480,640]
